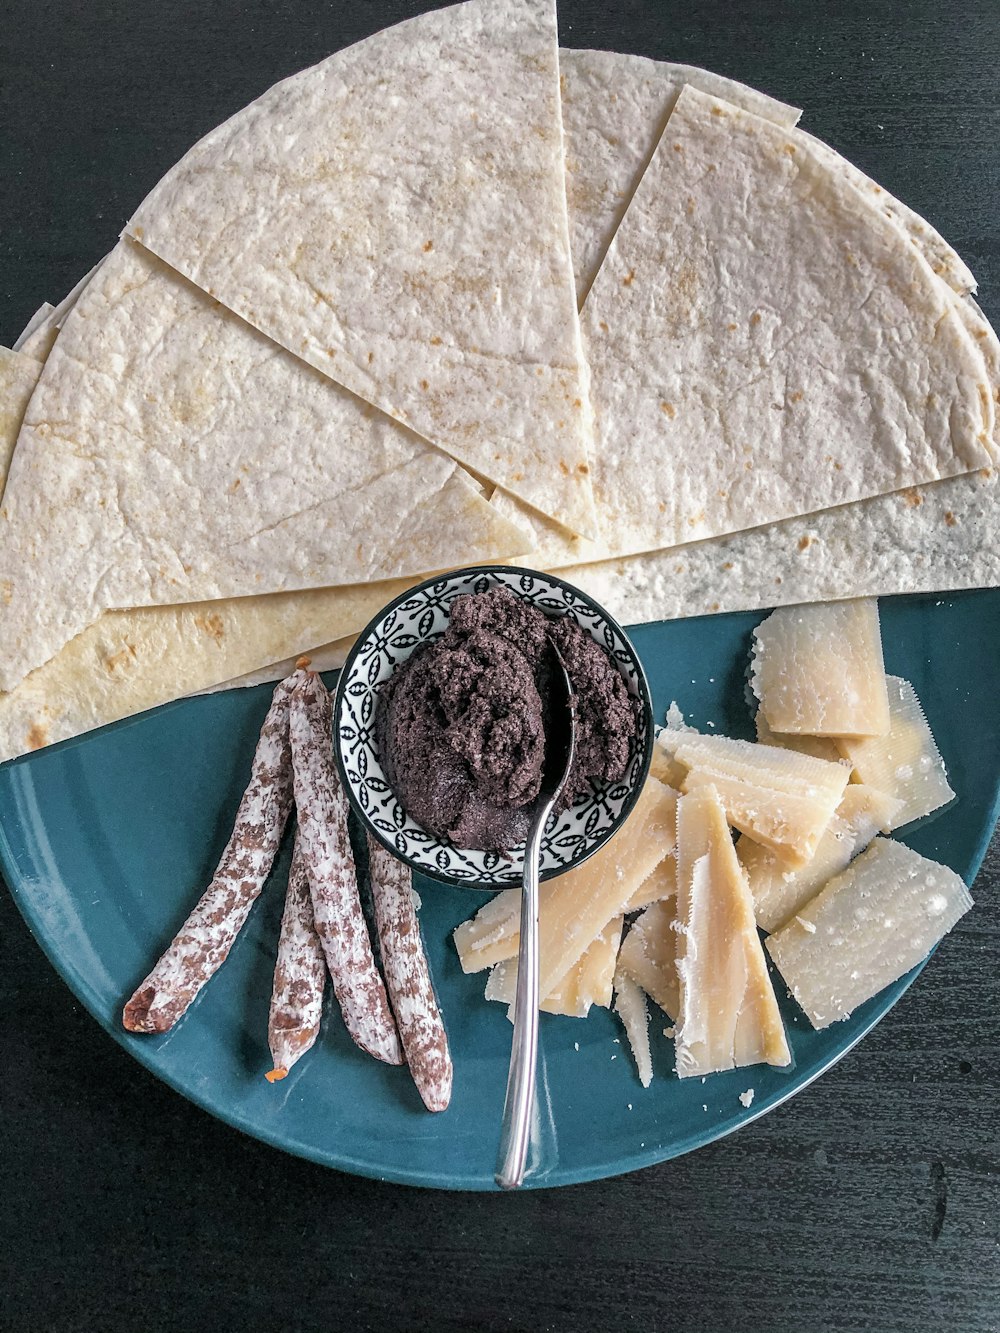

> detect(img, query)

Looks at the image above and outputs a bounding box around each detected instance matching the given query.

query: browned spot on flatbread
[976,328,988,339]
[599,320,609,333]
[722,562,734,571]
[674,563,685,573]
[104,642,139,673]
[710,602,720,612]
[420,379,429,391]
[622,269,636,287]
[750,312,762,327]
[658,502,667,513]
[710,106,725,117]
[230,478,241,493]
[783,143,796,154]
[659,401,676,419]
[775,576,783,585]
[981,467,995,480]
[430,336,442,346]
[558,459,570,476]
[132,224,144,241]
[798,535,812,551]
[26,722,48,751]
[788,390,803,403]
[573,398,582,409]
[325,348,337,358]
[194,614,225,646]
[577,463,589,474]
[901,488,924,507]
[685,196,696,215]
[944,511,957,526]
[727,322,738,332]
[0,580,11,605]
[423,240,433,252]
[673,143,683,152]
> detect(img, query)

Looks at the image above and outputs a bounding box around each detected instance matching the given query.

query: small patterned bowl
[333,565,654,888]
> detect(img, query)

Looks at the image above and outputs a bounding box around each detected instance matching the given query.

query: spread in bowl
[376,586,639,851]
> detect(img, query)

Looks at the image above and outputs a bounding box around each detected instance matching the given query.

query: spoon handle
[494,799,551,1190]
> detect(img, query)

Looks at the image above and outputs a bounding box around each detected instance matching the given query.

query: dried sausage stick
[123,673,299,1033]
[368,836,452,1112]
[289,672,402,1065]
[265,833,326,1082]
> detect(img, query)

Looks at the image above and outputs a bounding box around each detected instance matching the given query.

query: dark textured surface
[2,3,999,1330]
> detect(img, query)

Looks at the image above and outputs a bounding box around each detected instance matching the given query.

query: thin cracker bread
[127,0,597,539]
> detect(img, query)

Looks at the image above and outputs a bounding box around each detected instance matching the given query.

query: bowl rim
[332,563,655,888]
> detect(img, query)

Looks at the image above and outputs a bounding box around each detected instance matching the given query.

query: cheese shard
[755,710,843,765]
[452,776,677,985]
[766,837,972,1029]
[673,786,791,1077]
[835,676,956,829]
[627,855,677,912]
[681,767,844,868]
[485,916,624,1018]
[613,970,653,1089]
[739,783,903,933]
[751,599,891,737]
[616,900,681,1021]
[651,703,695,787]
[671,733,850,801]
[452,887,520,972]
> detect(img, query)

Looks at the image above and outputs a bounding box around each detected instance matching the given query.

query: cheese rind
[616,900,681,1021]
[613,970,653,1088]
[751,599,891,737]
[835,676,955,829]
[740,783,902,933]
[765,837,973,1029]
[673,786,791,1078]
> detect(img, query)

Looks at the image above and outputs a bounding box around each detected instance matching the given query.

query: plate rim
[2,607,998,1191]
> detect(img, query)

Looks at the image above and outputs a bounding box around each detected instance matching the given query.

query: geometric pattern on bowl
[334,565,654,888]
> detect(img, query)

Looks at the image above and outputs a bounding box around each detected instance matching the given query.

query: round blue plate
[1,590,998,1190]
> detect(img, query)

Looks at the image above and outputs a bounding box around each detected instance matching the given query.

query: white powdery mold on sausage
[123,672,301,1034]
[368,836,452,1113]
[266,833,326,1080]
[290,671,402,1065]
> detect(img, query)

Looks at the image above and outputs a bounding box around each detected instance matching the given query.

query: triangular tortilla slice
[126,0,597,539]
[579,85,991,560]
[559,48,803,307]
[0,239,530,692]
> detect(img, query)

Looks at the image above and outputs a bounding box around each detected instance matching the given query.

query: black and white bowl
[333,565,654,888]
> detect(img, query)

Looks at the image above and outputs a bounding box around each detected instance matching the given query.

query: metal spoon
[495,640,576,1190]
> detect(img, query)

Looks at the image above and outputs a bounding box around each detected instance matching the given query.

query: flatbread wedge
[126,0,597,539]
[0,240,530,692]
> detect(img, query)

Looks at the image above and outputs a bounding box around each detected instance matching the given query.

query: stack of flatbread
[2,0,997,762]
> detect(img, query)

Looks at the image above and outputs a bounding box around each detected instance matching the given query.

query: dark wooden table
[2,3,998,1330]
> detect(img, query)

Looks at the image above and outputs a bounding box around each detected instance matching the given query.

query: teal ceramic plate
[1,590,998,1190]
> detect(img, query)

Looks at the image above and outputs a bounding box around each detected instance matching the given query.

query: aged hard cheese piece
[485,916,624,1018]
[613,970,653,1089]
[739,783,903,934]
[627,854,677,912]
[669,732,850,800]
[835,676,955,829]
[452,775,676,978]
[755,710,843,765]
[616,900,681,1022]
[751,600,891,737]
[680,767,845,868]
[766,837,972,1029]
[673,786,791,1078]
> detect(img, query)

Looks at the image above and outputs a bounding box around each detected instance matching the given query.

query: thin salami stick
[123,673,300,1033]
[368,836,453,1112]
[290,671,402,1065]
[266,833,326,1082]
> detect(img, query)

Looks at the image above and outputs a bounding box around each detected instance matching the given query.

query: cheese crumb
[739,1088,755,1108]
